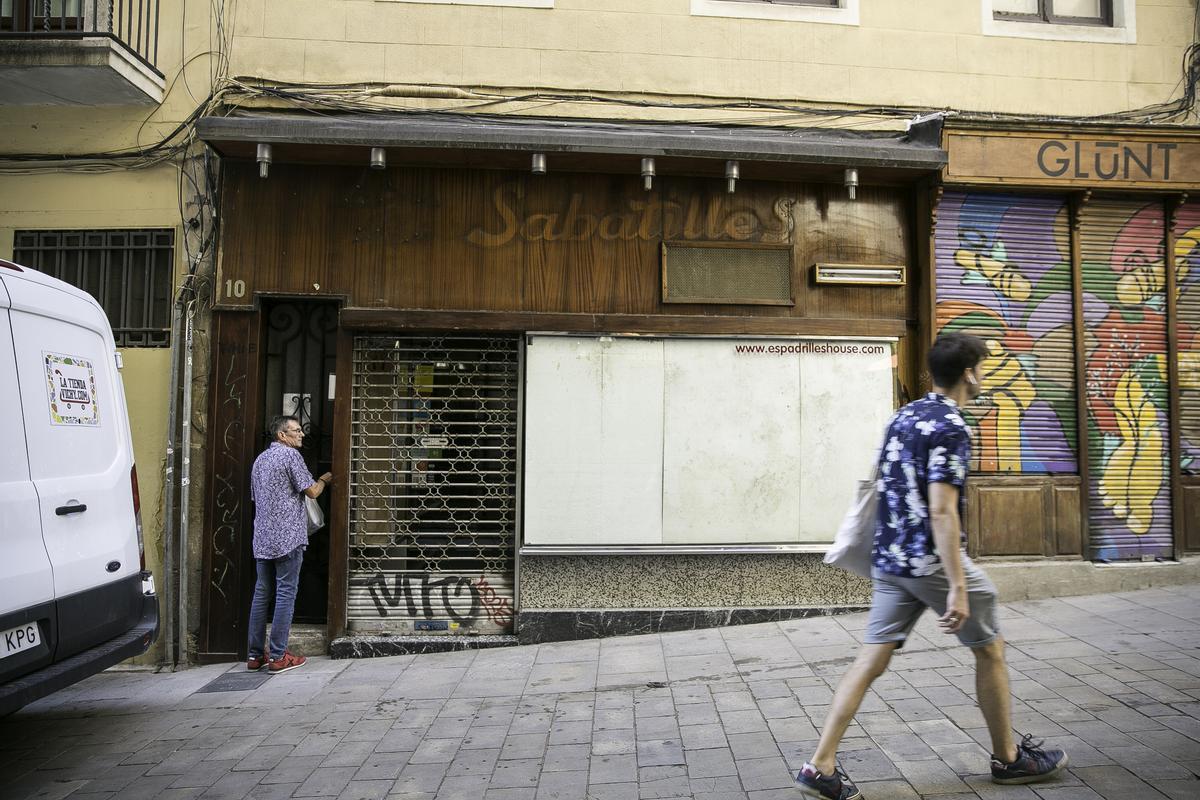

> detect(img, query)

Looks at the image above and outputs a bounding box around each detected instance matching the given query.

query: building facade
[3,0,1198,662]
[1,0,216,665]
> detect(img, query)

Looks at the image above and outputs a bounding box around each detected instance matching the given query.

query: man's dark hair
[269,415,299,439]
[928,333,989,389]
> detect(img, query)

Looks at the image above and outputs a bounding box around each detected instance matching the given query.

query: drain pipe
[178,299,196,667]
[160,291,186,669]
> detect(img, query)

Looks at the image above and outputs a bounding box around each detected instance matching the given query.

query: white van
[0,258,158,715]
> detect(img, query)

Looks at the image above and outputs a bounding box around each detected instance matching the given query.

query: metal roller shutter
[1172,204,1200,477]
[934,192,1077,474]
[1079,198,1173,561]
[347,335,519,634]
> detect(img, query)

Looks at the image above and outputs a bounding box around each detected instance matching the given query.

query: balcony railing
[0,0,161,74]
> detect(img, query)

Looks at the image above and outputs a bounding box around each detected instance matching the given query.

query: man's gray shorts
[865,555,1000,649]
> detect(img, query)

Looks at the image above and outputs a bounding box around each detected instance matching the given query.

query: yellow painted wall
[118,347,172,666]
[0,167,183,665]
[225,0,1196,119]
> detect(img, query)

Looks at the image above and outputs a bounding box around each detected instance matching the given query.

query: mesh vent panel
[664,244,792,304]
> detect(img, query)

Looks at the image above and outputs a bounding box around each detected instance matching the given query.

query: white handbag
[305,495,325,535]
[824,449,881,579]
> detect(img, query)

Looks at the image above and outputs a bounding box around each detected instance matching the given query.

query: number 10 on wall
[224,279,246,299]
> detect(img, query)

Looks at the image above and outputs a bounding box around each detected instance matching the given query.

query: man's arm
[929,481,968,633]
[303,471,334,499]
[287,450,332,499]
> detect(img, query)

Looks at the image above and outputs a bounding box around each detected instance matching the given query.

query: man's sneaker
[992,734,1069,784]
[268,651,306,674]
[794,762,862,800]
[246,654,268,671]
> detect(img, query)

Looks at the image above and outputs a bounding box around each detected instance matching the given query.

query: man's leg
[972,637,1018,763]
[808,575,924,775]
[268,546,305,660]
[918,557,1061,779]
[247,558,274,660]
[932,558,1018,764]
[810,642,897,774]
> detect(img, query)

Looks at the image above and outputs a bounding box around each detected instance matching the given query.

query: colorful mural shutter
[1172,203,1200,477]
[1078,198,1173,561]
[934,192,1077,475]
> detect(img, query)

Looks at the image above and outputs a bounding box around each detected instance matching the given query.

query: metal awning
[197,112,946,172]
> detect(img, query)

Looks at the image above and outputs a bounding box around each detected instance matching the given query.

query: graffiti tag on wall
[365,572,513,627]
[475,575,514,627]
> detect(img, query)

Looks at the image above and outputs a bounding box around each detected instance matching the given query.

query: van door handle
[55,503,87,516]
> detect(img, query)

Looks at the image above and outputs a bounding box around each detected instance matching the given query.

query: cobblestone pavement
[3,586,1200,800]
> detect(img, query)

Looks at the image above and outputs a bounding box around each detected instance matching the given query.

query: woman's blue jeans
[247,545,305,661]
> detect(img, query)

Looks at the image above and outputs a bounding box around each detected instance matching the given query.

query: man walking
[247,415,333,674]
[795,333,1068,800]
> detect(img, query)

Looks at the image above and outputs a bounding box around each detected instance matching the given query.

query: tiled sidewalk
[2,586,1199,799]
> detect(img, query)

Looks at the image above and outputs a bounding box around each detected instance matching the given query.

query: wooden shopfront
[195,115,947,656]
[935,124,1200,565]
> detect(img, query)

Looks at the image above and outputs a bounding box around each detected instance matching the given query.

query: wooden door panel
[976,485,1047,556]
[1053,484,1082,556]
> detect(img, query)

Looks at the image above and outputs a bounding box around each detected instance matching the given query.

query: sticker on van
[43,352,99,426]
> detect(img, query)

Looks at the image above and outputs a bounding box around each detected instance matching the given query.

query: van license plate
[1,622,40,659]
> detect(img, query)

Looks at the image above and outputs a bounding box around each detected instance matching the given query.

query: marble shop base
[328,607,869,657]
[515,606,870,645]
[330,633,517,659]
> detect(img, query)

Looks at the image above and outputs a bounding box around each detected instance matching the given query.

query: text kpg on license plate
[1,622,40,659]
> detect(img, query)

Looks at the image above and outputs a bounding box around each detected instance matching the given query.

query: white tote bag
[824,449,881,579]
[824,479,877,578]
[305,495,325,536]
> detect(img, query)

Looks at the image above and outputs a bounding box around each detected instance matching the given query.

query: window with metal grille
[662,242,793,305]
[993,0,1113,26]
[13,229,174,347]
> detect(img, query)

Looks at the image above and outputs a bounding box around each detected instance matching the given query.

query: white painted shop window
[522,334,896,549]
[983,0,1136,43]
[376,0,552,8]
[691,0,858,26]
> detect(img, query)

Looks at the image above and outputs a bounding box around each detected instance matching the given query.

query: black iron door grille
[262,302,337,624]
[348,335,519,635]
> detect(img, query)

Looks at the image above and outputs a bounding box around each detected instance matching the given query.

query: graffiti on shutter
[1172,204,1200,477]
[935,192,1077,474]
[1079,199,1172,561]
[347,335,519,633]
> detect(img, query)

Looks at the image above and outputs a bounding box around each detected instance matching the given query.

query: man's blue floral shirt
[873,392,971,578]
